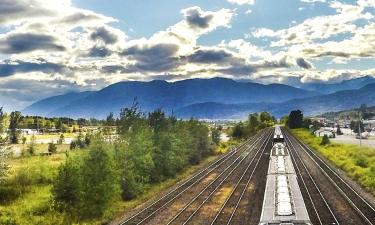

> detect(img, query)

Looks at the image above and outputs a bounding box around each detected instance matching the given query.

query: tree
[0,108,10,183]
[9,111,22,144]
[27,135,36,155]
[288,110,303,129]
[211,127,221,145]
[79,140,118,218]
[52,155,80,212]
[117,127,155,200]
[0,137,9,184]
[106,112,115,126]
[320,134,330,145]
[259,112,272,123]
[350,120,364,134]
[48,142,57,154]
[248,113,260,132]
[148,109,167,133]
[57,133,65,144]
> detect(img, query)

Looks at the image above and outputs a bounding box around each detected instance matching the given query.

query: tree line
[52,104,215,220]
[231,112,276,139]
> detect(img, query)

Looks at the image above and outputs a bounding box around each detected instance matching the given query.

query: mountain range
[22,76,375,119]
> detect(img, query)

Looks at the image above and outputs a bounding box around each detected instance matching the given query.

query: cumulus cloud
[0,60,65,77]
[0,33,65,54]
[183,7,214,29]
[90,26,119,44]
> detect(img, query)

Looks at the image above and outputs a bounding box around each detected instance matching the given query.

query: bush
[0,185,21,203]
[48,143,57,154]
[0,216,18,225]
[355,156,368,168]
[320,135,330,145]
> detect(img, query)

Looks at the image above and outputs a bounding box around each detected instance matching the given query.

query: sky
[0,0,374,111]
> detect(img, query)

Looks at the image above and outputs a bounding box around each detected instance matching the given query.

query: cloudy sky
[0,0,374,111]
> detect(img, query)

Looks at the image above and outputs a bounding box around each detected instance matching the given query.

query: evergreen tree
[9,111,22,144]
[288,110,303,129]
[79,140,118,218]
[211,127,221,145]
[52,156,80,212]
[320,134,330,145]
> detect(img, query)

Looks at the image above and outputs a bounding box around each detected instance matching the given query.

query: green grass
[0,146,221,225]
[291,128,375,195]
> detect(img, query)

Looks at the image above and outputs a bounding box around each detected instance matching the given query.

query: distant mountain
[301,76,375,94]
[23,91,93,117]
[23,78,319,118]
[175,83,375,119]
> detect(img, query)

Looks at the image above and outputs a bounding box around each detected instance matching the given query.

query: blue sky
[0,0,374,110]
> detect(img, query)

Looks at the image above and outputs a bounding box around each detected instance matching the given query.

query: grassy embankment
[291,128,375,195]
[0,139,237,225]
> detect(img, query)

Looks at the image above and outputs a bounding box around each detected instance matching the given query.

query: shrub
[355,156,368,168]
[0,216,17,225]
[320,135,330,145]
[48,143,57,154]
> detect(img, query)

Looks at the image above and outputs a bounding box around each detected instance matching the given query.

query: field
[0,142,233,225]
[291,129,375,195]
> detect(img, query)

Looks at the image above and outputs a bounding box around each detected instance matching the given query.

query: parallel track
[283,128,375,225]
[166,130,272,225]
[284,132,339,225]
[120,129,270,225]
[210,129,271,225]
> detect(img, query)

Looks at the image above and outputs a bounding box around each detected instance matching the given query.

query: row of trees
[231,112,276,139]
[52,105,214,219]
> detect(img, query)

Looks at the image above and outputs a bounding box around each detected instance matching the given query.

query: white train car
[273,126,284,145]
[259,141,312,225]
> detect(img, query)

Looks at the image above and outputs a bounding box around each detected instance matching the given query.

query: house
[363,119,375,130]
[19,129,39,135]
[314,129,335,138]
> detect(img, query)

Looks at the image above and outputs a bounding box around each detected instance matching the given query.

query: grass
[0,145,222,225]
[291,128,375,195]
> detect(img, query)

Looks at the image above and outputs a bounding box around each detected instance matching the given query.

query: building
[314,128,335,138]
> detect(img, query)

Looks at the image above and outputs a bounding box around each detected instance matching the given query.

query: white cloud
[227,0,255,5]
[301,0,326,3]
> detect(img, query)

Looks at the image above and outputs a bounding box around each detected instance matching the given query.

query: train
[259,126,312,225]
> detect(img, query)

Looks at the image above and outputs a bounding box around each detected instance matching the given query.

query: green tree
[27,135,36,155]
[350,120,365,134]
[57,133,64,144]
[320,134,330,145]
[259,111,272,123]
[79,140,118,218]
[48,142,57,154]
[52,155,80,212]
[288,110,303,129]
[106,112,115,126]
[0,108,10,183]
[117,127,155,200]
[9,111,22,144]
[211,127,221,145]
[0,138,10,184]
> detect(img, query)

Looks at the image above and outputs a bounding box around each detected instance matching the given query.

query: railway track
[283,129,375,225]
[119,128,271,225]
[210,129,272,225]
[284,132,339,225]
[165,130,272,225]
